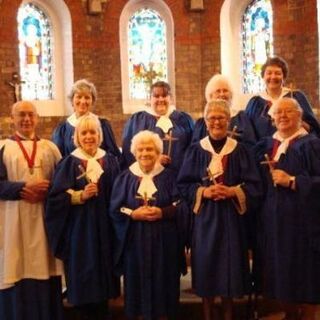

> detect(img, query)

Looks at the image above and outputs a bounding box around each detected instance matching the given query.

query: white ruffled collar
[67,112,98,127]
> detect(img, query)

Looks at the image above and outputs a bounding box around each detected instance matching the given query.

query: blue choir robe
[254,133,320,303]
[177,137,262,298]
[109,162,189,319]
[121,108,194,172]
[0,137,64,320]
[45,148,120,306]
[52,112,121,158]
[245,89,320,141]
[192,111,257,148]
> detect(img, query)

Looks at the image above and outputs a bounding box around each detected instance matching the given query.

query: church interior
[1,0,320,319]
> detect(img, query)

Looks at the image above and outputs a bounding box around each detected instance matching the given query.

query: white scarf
[71,147,105,183]
[200,136,237,180]
[272,127,308,161]
[147,105,175,134]
[67,112,98,127]
[129,161,164,199]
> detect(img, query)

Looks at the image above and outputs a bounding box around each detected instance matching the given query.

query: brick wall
[0,0,319,144]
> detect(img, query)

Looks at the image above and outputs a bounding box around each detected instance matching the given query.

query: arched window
[120,0,175,114]
[241,0,273,93]
[18,3,53,100]
[128,8,167,100]
[17,0,73,117]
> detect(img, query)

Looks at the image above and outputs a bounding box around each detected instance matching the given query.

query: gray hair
[205,74,233,103]
[204,99,231,119]
[272,97,303,116]
[69,79,97,103]
[130,130,163,156]
[74,114,103,148]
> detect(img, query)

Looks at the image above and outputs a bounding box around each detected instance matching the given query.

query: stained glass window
[128,8,167,99]
[17,3,53,100]
[242,0,273,93]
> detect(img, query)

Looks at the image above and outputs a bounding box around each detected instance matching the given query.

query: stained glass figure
[18,3,53,100]
[128,8,167,100]
[242,0,273,93]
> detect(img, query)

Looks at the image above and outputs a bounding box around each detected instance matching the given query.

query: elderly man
[0,101,63,319]
[254,97,320,320]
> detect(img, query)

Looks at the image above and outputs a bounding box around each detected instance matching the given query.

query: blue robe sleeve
[0,144,25,200]
[192,118,207,143]
[99,118,121,159]
[52,121,67,157]
[45,156,76,260]
[292,91,320,137]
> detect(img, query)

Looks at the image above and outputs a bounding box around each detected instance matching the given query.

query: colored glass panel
[18,3,53,100]
[128,8,167,99]
[242,0,273,93]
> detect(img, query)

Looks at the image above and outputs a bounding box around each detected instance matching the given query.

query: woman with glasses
[254,97,320,320]
[178,100,262,320]
[245,56,320,141]
[121,81,194,173]
[192,74,257,148]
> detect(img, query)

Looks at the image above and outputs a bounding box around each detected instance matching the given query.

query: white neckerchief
[259,87,291,118]
[272,127,308,161]
[67,112,98,127]
[129,161,164,199]
[200,136,237,179]
[147,105,175,133]
[71,147,105,183]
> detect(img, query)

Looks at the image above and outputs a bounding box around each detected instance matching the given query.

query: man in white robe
[0,101,64,320]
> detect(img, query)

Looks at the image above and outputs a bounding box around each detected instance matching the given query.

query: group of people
[1,55,320,320]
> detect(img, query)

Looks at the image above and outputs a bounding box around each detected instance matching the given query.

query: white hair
[130,130,163,156]
[204,99,231,119]
[205,74,233,103]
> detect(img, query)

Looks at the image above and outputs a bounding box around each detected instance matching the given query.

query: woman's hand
[271,169,292,187]
[203,184,236,201]
[131,206,162,221]
[81,182,98,201]
[159,154,171,165]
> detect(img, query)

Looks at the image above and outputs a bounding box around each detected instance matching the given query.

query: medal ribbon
[14,134,37,171]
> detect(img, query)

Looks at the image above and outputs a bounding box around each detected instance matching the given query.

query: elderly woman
[110,130,187,320]
[178,100,262,320]
[245,56,320,140]
[46,114,120,320]
[52,79,120,158]
[192,74,257,148]
[121,81,194,172]
[254,97,320,320]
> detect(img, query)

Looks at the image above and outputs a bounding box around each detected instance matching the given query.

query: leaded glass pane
[17,3,53,100]
[128,8,167,100]
[242,0,273,93]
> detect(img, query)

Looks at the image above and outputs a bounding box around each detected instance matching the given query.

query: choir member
[121,81,194,172]
[245,56,320,140]
[178,99,262,320]
[46,114,120,320]
[254,97,320,320]
[0,101,64,320]
[52,78,120,158]
[192,74,257,148]
[110,130,188,320]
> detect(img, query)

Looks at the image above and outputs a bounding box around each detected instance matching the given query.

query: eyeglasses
[13,112,37,119]
[205,116,228,123]
[273,109,298,116]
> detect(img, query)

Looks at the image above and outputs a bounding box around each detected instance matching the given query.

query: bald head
[11,100,39,138]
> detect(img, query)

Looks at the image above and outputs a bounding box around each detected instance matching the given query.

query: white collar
[272,127,308,161]
[67,112,98,127]
[129,161,164,178]
[200,136,237,180]
[146,104,175,118]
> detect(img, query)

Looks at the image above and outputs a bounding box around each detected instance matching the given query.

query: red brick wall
[0,0,319,143]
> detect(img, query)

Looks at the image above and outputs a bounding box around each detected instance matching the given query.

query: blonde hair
[130,130,163,156]
[73,114,103,147]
